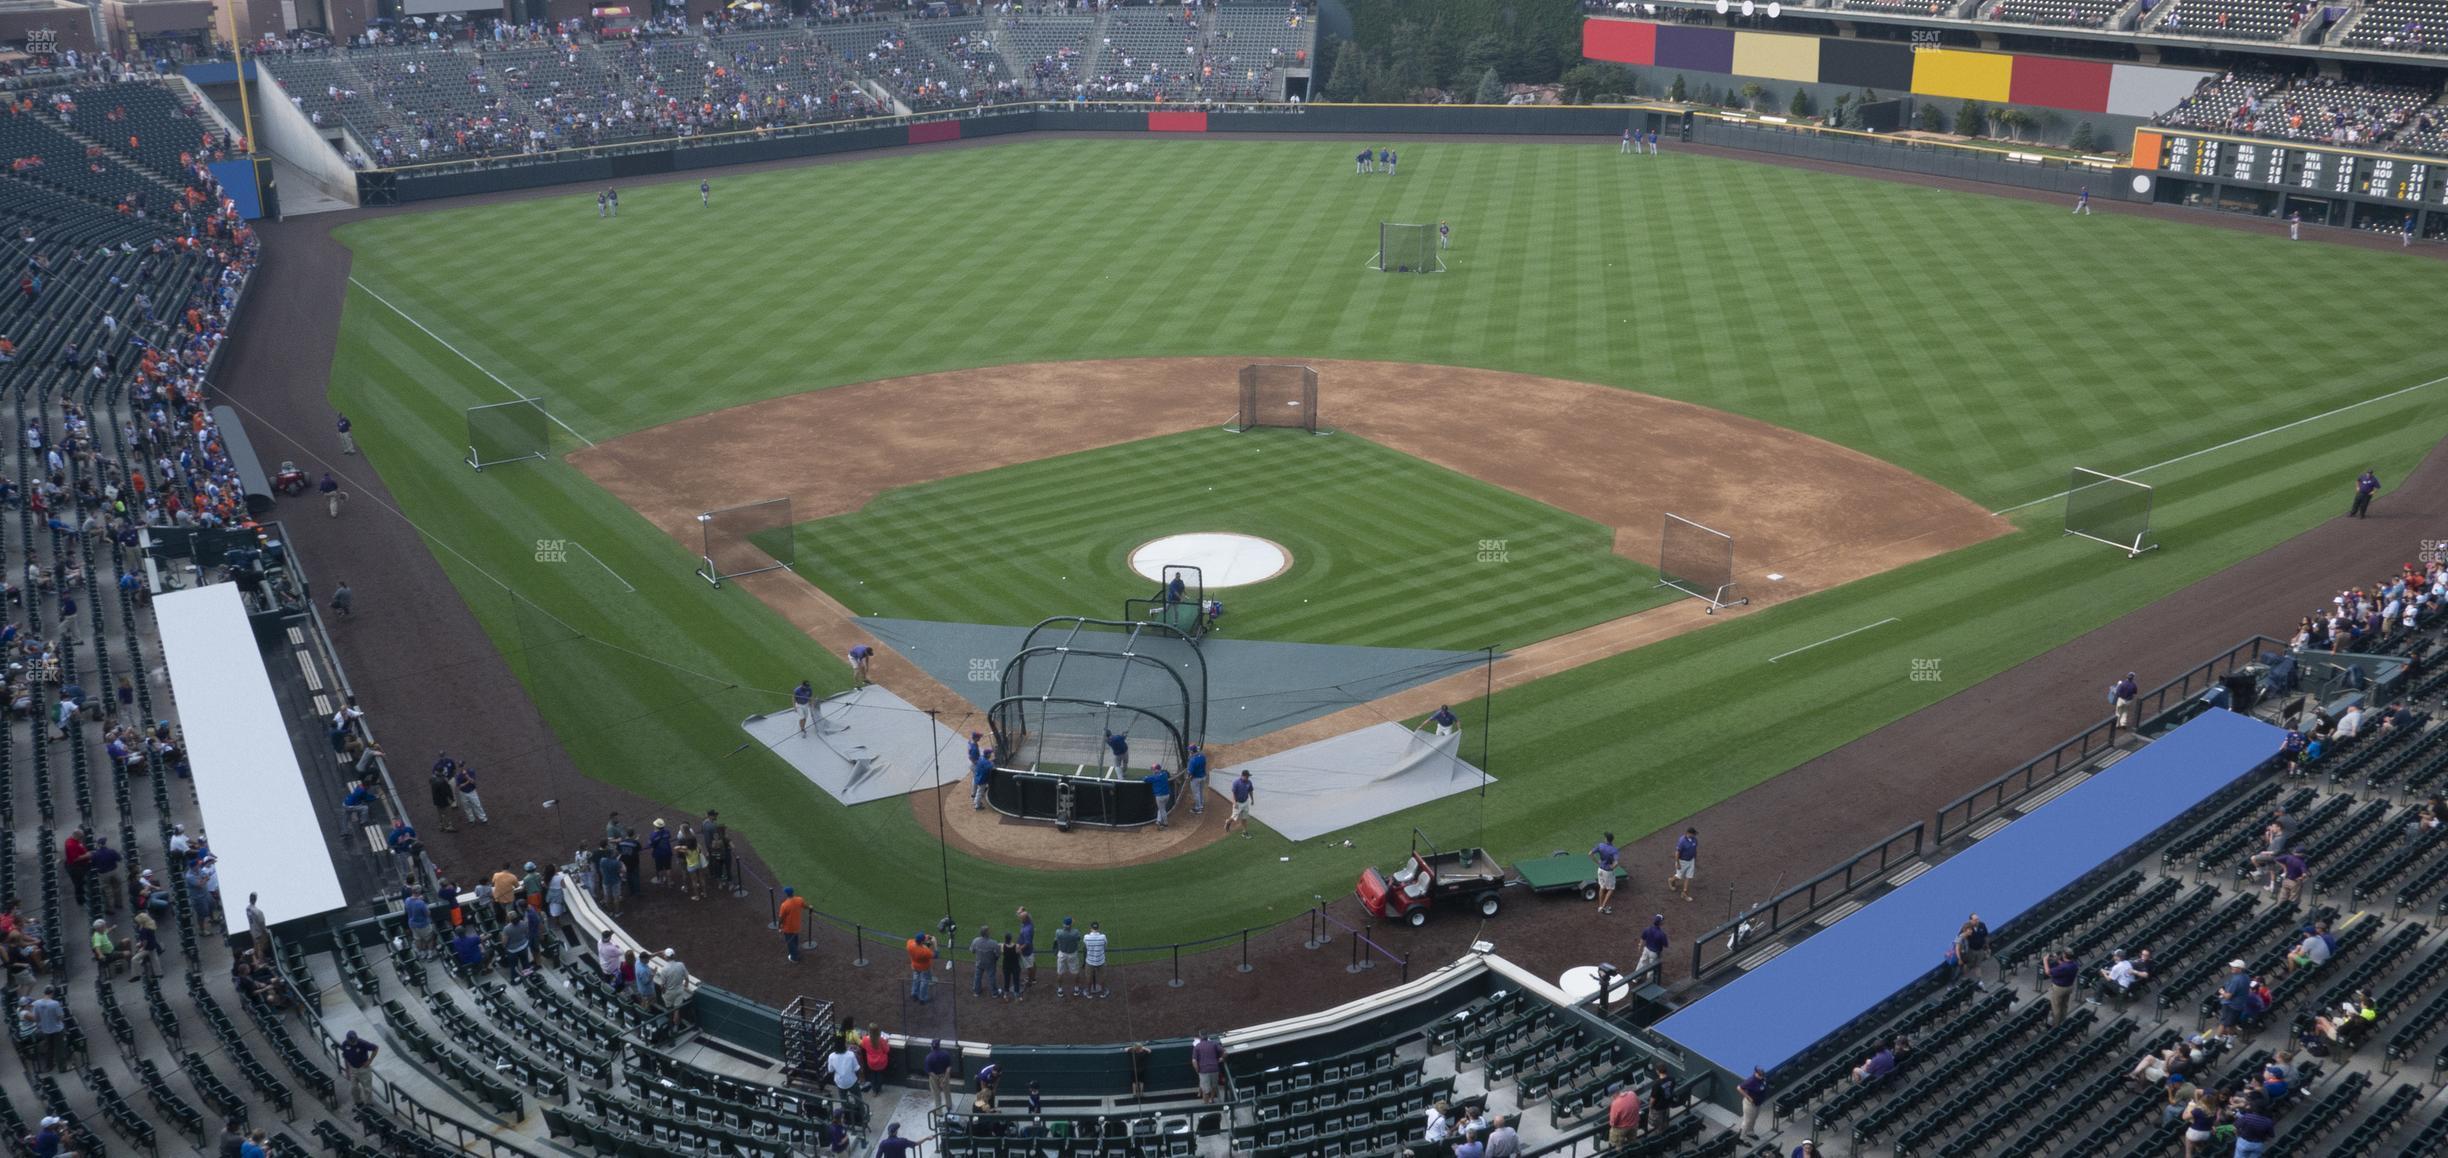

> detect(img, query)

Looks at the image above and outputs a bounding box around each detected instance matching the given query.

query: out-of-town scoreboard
[2131,129,2447,205]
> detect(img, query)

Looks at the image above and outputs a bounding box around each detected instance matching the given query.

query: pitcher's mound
[1129,532,1292,587]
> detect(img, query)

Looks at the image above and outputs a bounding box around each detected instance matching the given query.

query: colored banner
[2130,130,2164,171]
[1910,48,2012,103]
[1730,31,1819,85]
[1582,17,1657,66]
[2008,56,2113,114]
[1148,111,1209,133]
[1581,17,2212,119]
[1818,37,1914,92]
[908,120,962,144]
[1654,26,1735,75]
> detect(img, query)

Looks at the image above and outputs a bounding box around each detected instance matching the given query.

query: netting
[1232,365,1320,433]
[1658,513,1747,613]
[1371,222,1444,274]
[2064,468,2157,556]
[694,497,797,587]
[466,399,550,470]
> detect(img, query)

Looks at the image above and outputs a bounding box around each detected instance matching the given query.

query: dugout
[210,405,276,516]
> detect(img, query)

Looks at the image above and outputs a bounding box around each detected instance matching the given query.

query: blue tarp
[209,159,262,219]
[1656,708,2286,1074]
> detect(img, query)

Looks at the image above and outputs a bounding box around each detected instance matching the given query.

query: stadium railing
[1687,822,1926,981]
[1933,634,2285,845]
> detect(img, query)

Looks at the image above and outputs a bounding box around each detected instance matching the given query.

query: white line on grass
[348,276,598,448]
[1990,372,2448,517]
[566,540,636,592]
[1767,617,1900,664]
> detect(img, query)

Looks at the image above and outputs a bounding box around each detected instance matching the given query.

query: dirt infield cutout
[570,358,2010,869]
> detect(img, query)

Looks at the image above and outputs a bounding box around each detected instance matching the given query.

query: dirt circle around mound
[569,357,2011,871]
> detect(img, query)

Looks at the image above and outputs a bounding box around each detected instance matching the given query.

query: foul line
[1767,617,1900,664]
[348,276,598,448]
[566,541,635,593]
[1990,372,2448,516]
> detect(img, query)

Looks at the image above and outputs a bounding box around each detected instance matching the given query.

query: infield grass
[793,428,1671,647]
[328,137,2448,947]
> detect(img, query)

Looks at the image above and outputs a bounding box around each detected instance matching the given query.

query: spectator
[1604,1083,1640,1147]
[1636,914,1668,979]
[827,1039,862,1100]
[1852,1038,1899,1084]
[1052,917,1082,998]
[969,923,998,997]
[2216,960,2253,1043]
[1083,920,1108,997]
[654,949,689,1024]
[451,925,486,972]
[2044,950,2081,1023]
[906,932,935,1003]
[924,1040,955,1112]
[1737,1066,1768,1137]
[2100,948,2151,994]
[428,762,459,833]
[1483,1114,1518,1158]
[1192,1031,1226,1104]
[340,1030,379,1103]
[998,931,1022,1002]
[1955,912,1990,984]
[858,1023,890,1094]
[779,887,808,962]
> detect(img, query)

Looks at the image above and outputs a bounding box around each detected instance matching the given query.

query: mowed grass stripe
[326,138,2448,944]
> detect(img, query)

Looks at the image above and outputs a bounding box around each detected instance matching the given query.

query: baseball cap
[653,818,666,829]
[662,948,676,958]
[40,1116,61,1127]
[783,887,795,897]
[2229,959,2247,969]
[1062,917,1072,926]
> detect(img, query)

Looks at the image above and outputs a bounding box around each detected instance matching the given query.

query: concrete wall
[251,60,363,208]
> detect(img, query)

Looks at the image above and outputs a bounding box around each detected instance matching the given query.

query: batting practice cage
[1229,363,1323,434]
[692,497,797,588]
[464,399,550,470]
[1657,513,1750,614]
[984,615,1208,828]
[1370,222,1444,274]
[2064,468,2159,557]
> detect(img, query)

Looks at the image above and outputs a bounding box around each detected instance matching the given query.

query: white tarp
[154,584,348,926]
[1239,724,1494,842]
[741,684,971,806]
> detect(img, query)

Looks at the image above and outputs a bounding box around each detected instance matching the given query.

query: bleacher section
[2340,0,2448,53]
[1984,0,2134,30]
[2147,0,2314,41]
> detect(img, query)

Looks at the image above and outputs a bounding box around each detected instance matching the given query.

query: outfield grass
[328,137,2448,946]
[793,429,1669,648]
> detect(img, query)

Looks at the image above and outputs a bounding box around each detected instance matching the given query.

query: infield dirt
[569,357,2010,868]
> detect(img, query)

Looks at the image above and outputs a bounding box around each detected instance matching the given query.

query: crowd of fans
[2156,69,2448,152]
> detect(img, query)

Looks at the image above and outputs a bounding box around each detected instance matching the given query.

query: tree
[1697,83,1721,107]
[1558,62,1629,105]
[1831,91,1852,126]
[1669,74,1688,102]
[1915,102,1947,133]
[2036,108,2067,141]
[1323,39,1370,103]
[1789,88,1812,119]
[2069,121,2098,152]
[1739,81,1765,110]
[1992,107,2027,141]
[1953,99,1987,138]
[1475,67,1504,106]
[1460,31,1505,85]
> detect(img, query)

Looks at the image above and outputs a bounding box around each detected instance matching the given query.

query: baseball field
[326,136,2448,946]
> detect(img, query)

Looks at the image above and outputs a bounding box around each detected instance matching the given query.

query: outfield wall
[361,101,2113,207]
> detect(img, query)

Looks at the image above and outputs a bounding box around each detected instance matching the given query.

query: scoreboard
[2131,129,2448,206]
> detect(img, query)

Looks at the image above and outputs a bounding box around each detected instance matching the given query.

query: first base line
[1767,617,1901,664]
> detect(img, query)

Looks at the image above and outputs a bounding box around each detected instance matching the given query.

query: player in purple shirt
[1590,833,1619,914]
[1636,915,1669,979]
[1670,828,1699,901]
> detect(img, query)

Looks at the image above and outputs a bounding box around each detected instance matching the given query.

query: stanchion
[1304,899,1328,950]
[1238,929,1252,973]
[1169,945,1184,989]
[852,925,869,968]
[1400,953,1410,983]
[1347,922,1371,974]
[765,887,779,932]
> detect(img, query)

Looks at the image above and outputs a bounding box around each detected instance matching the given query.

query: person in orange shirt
[906,932,936,1003]
[777,887,807,962]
